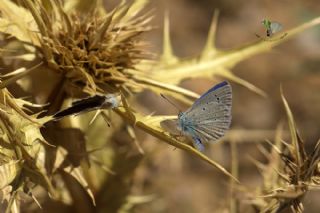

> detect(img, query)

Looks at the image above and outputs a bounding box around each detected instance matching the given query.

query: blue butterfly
[177,81,232,151]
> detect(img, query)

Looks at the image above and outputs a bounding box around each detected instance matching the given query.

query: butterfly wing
[191,81,231,108]
[192,137,205,152]
[160,119,180,135]
[183,81,232,143]
[53,94,118,120]
[53,95,105,120]
[187,103,231,142]
[270,22,283,34]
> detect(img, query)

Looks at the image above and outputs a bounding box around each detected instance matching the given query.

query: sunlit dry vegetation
[0,0,319,212]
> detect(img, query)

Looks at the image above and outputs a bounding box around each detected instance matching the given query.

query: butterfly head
[103,94,119,108]
[177,112,188,132]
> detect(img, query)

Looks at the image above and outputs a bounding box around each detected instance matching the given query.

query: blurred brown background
[104,0,320,212]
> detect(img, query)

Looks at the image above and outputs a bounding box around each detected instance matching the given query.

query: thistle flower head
[46,8,150,94]
[4,0,152,96]
[246,91,320,213]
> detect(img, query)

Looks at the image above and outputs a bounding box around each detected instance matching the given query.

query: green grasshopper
[256,19,287,41]
[261,19,283,37]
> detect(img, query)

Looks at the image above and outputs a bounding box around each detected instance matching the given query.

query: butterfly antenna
[160,94,182,112]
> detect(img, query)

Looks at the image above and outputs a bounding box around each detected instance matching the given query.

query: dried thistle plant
[0,0,320,212]
[0,88,55,210]
[245,90,320,213]
[1,0,152,95]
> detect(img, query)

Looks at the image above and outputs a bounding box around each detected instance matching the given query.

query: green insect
[261,19,283,37]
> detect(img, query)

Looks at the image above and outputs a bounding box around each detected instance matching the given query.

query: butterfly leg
[170,133,184,141]
[280,32,288,39]
[192,137,205,152]
[167,129,184,140]
[260,32,288,42]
